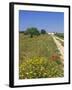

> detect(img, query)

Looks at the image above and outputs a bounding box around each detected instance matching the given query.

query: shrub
[41,29,46,34]
[55,33,64,39]
[24,31,29,35]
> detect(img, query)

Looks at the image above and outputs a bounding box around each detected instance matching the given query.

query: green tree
[24,31,29,35]
[26,27,40,38]
[41,29,46,34]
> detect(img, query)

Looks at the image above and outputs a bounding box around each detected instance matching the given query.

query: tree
[26,27,40,38]
[24,31,29,35]
[41,29,46,34]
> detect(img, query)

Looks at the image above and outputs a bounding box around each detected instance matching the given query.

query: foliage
[41,29,46,34]
[55,33,64,39]
[24,27,40,38]
[24,31,29,35]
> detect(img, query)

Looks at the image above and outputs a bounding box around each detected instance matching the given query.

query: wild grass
[19,33,64,79]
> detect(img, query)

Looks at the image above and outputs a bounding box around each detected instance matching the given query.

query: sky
[19,10,64,33]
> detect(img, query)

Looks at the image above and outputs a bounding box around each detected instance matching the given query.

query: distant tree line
[24,27,47,38]
[55,33,64,39]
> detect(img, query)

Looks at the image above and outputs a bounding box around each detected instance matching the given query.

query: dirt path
[55,36,64,42]
[51,35,64,63]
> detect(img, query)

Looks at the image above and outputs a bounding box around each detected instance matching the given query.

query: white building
[48,32,55,35]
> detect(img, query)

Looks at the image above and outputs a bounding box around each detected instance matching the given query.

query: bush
[55,33,64,39]
[24,31,29,35]
[41,29,46,34]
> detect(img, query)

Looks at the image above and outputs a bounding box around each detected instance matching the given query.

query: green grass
[19,33,64,79]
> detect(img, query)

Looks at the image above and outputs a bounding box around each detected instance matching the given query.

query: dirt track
[52,35,64,62]
[55,36,64,42]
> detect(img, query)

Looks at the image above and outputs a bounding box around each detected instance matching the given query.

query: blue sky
[19,10,64,33]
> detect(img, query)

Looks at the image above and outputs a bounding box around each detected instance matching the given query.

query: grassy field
[19,33,64,79]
